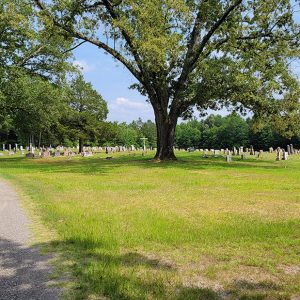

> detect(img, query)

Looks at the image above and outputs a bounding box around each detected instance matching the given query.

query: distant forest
[1,112,299,150]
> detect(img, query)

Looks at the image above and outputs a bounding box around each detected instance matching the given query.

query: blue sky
[73,45,153,123]
[73,5,300,124]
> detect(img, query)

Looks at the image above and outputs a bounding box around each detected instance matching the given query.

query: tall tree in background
[64,75,108,153]
[31,1,300,159]
[1,73,64,146]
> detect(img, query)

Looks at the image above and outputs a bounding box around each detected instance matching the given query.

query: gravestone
[8,151,14,156]
[276,148,281,161]
[214,150,220,157]
[82,151,93,157]
[233,147,237,155]
[282,152,288,160]
[26,152,35,158]
[2,144,5,151]
[226,155,232,162]
[287,145,291,155]
[106,147,112,154]
[0,153,3,156]
[290,144,294,154]
[250,145,254,155]
[269,147,273,153]
[241,153,246,160]
[41,150,51,158]
[54,151,61,157]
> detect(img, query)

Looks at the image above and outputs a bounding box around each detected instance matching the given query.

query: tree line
[175,113,300,150]
[2,97,299,150]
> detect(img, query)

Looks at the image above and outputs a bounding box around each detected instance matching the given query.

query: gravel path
[0,180,61,300]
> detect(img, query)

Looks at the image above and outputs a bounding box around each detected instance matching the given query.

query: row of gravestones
[1,143,299,161]
[275,146,300,161]
[2,145,133,158]
[196,144,299,162]
[1,143,153,155]
[25,148,77,158]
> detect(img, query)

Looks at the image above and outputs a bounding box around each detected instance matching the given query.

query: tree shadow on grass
[44,237,223,299]
[39,237,289,300]
[227,280,284,300]
[0,233,289,300]
[0,154,287,177]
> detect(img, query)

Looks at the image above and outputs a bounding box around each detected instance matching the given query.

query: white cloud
[113,97,150,109]
[73,60,95,73]
[108,97,153,122]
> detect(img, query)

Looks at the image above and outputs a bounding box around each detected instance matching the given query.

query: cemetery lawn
[0,152,299,299]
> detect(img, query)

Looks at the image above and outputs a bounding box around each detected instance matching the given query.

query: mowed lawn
[0,151,299,299]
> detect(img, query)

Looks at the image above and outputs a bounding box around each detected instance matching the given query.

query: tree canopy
[32,0,300,160]
[0,0,73,80]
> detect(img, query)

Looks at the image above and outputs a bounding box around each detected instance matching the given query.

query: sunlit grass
[0,151,299,299]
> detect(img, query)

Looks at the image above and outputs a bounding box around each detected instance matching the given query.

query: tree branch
[174,0,242,98]
[194,0,243,63]
[62,40,87,54]
[101,1,148,80]
[33,0,143,83]
[18,45,45,67]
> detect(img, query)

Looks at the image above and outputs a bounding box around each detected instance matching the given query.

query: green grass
[0,151,299,299]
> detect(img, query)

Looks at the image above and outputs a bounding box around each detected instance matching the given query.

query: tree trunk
[79,138,84,153]
[38,131,42,148]
[154,110,177,161]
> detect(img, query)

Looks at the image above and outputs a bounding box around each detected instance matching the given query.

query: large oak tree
[33,0,300,160]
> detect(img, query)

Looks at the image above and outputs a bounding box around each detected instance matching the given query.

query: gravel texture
[0,180,61,300]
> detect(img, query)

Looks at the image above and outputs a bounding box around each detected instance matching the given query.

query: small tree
[34,0,300,160]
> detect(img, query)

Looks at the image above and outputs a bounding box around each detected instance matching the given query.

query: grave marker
[226,155,232,162]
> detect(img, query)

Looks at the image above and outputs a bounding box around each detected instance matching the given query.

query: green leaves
[0,0,73,81]
[62,75,108,144]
